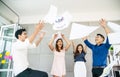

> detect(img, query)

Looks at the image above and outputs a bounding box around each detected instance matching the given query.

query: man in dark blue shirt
[83,19,111,77]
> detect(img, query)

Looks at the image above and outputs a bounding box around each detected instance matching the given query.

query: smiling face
[95,34,104,45]
[56,39,63,48]
[55,38,63,52]
[15,29,27,42]
[77,45,83,53]
[76,44,84,53]
[18,31,28,41]
[74,44,84,58]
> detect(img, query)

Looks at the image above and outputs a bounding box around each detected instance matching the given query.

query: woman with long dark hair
[72,41,87,77]
[48,33,71,77]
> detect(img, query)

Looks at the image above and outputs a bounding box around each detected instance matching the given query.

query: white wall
[21,21,120,77]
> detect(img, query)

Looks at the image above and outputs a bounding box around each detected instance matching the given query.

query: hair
[15,29,26,39]
[97,33,105,41]
[74,44,85,59]
[55,38,63,52]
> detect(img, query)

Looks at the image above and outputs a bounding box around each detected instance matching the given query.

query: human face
[95,35,104,44]
[78,46,83,53]
[57,39,63,48]
[19,31,28,41]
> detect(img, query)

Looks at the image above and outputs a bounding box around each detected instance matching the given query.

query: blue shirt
[74,52,86,62]
[84,37,111,67]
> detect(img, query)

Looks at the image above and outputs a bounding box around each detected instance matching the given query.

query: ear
[18,35,21,39]
[102,38,104,42]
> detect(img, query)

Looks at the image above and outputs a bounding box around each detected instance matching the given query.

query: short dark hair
[97,34,105,41]
[15,29,26,39]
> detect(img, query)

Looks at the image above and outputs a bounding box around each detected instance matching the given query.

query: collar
[95,43,103,46]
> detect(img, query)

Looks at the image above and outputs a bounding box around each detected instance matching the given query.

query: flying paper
[69,23,99,40]
[107,22,120,32]
[43,5,57,24]
[44,5,72,30]
[108,32,120,44]
[53,12,72,30]
[112,45,120,55]
[100,60,116,77]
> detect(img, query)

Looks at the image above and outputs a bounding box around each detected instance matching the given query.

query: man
[12,21,48,77]
[82,19,111,77]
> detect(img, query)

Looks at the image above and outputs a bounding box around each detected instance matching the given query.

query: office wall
[21,21,120,77]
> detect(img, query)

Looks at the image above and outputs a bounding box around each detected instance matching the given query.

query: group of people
[12,19,111,77]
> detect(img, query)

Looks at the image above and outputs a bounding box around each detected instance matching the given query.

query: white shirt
[12,39,36,76]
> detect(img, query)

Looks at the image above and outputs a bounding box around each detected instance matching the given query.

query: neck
[18,38,24,42]
[96,42,102,46]
[59,47,61,50]
[79,51,82,53]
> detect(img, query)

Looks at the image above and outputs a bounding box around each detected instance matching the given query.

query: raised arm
[48,34,57,51]
[84,45,87,53]
[61,34,71,51]
[28,21,44,43]
[82,36,94,49]
[99,19,110,35]
[35,32,46,47]
[71,41,76,53]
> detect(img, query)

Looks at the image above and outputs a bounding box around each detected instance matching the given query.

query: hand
[82,36,87,41]
[61,33,65,38]
[53,34,58,39]
[99,18,107,28]
[35,20,44,31]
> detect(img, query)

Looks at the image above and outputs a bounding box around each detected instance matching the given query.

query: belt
[93,66,106,68]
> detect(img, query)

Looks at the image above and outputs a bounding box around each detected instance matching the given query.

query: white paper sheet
[43,5,57,24]
[69,23,99,40]
[107,22,120,32]
[53,12,72,30]
[108,32,120,44]
[100,60,116,77]
[113,45,120,55]
[43,5,72,30]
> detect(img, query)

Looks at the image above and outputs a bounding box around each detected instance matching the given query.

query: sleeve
[84,39,94,49]
[25,39,37,49]
[105,37,111,49]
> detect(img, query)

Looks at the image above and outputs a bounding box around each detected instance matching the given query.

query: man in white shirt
[12,21,48,77]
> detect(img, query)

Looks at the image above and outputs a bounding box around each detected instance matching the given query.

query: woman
[48,33,71,77]
[72,41,87,77]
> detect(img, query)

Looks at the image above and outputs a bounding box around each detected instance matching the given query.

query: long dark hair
[55,38,63,52]
[74,44,85,58]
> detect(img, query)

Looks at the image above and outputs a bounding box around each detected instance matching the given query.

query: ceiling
[0,0,120,24]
